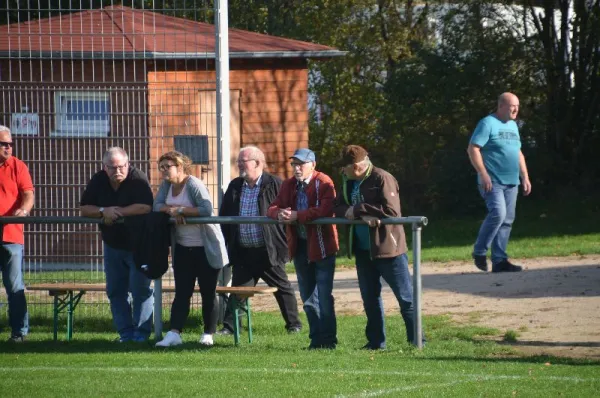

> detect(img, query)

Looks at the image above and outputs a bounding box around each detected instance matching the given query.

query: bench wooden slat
[27,282,275,344]
[27,283,277,298]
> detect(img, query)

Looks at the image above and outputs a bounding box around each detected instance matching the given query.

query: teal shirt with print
[470,114,522,185]
[349,180,370,251]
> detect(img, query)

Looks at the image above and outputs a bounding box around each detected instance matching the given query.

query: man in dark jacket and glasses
[217,146,302,335]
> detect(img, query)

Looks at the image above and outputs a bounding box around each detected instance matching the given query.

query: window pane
[64,99,108,121]
[55,92,110,136]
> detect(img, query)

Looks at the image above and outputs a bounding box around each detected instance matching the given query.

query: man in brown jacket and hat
[333,145,423,349]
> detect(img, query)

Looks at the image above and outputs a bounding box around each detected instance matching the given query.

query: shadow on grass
[25,314,205,333]
[420,355,600,366]
[503,340,600,348]
[421,264,600,298]
[0,339,223,354]
[285,263,600,299]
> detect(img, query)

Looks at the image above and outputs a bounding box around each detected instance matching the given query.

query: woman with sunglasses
[153,151,228,347]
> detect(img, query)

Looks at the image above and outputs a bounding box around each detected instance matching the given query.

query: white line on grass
[336,380,470,398]
[0,367,597,383]
[336,372,577,398]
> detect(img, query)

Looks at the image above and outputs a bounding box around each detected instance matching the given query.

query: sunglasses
[0,141,13,148]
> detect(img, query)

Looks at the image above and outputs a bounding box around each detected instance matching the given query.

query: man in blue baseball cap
[268,148,339,349]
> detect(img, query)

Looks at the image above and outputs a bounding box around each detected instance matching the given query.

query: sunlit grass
[1,313,599,397]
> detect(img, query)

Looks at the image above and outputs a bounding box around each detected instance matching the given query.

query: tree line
[3,1,599,216]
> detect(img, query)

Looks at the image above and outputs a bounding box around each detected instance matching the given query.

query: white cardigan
[153,175,229,269]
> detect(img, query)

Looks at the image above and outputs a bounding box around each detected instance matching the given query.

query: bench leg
[227,295,256,345]
[50,291,86,341]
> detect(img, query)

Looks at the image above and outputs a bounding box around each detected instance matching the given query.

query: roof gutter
[0,50,347,60]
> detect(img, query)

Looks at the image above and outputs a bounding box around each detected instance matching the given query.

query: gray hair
[0,125,11,134]
[102,147,129,165]
[240,145,267,168]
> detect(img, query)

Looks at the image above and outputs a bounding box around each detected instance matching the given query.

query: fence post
[154,278,163,339]
[412,222,423,349]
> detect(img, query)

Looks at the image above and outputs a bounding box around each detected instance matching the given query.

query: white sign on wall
[11,112,39,135]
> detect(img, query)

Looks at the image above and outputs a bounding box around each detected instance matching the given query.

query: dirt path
[251,255,600,359]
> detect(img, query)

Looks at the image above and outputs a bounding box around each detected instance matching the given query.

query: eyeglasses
[158,164,177,172]
[290,162,309,168]
[0,141,13,148]
[105,163,128,172]
[237,159,256,165]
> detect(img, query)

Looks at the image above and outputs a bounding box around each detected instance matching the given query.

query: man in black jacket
[218,146,302,334]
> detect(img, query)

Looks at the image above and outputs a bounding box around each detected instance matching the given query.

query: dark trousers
[170,244,220,334]
[223,246,301,331]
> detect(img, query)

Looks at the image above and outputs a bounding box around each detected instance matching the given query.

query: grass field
[2,197,599,396]
[1,313,599,397]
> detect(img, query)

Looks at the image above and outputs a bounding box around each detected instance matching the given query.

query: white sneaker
[199,333,214,346]
[155,331,183,347]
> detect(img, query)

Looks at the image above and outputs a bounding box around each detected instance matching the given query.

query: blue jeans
[355,250,417,348]
[473,183,518,266]
[0,243,28,337]
[103,243,154,341]
[293,239,337,347]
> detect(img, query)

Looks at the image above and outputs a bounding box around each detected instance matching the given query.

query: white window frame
[53,91,110,137]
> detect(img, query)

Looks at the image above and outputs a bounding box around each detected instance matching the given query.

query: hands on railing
[0,215,428,227]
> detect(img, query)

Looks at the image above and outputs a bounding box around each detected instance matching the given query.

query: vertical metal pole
[246,298,253,343]
[412,223,423,349]
[154,278,163,339]
[53,294,59,342]
[215,0,232,324]
[215,0,231,208]
[233,298,240,346]
[67,291,74,341]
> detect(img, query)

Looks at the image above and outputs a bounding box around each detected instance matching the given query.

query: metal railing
[1,215,428,348]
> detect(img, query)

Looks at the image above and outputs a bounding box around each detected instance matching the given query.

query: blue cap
[290,148,316,163]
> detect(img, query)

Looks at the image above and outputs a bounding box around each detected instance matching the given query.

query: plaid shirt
[239,175,265,248]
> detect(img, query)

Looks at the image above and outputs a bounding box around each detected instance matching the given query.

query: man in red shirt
[0,125,34,342]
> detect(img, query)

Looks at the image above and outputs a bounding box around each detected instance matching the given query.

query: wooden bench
[27,283,277,345]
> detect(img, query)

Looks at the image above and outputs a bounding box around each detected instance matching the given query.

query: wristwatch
[99,207,105,216]
[177,207,184,215]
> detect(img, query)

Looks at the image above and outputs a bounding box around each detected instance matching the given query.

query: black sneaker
[7,335,25,343]
[492,260,523,273]
[472,254,488,272]
[215,327,233,336]
[305,343,336,350]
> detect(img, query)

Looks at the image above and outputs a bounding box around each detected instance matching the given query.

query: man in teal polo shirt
[467,92,532,272]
